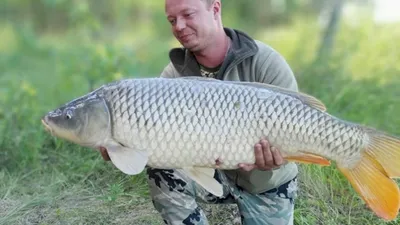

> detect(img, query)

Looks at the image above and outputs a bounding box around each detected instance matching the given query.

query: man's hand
[99,147,111,161]
[238,139,285,171]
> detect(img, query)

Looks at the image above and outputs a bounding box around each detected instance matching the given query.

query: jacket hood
[168,27,258,78]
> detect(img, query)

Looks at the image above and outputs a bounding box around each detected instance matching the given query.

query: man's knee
[238,177,298,225]
[146,168,209,224]
[261,176,298,204]
[146,168,188,194]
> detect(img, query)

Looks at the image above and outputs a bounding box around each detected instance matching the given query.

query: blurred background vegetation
[1,0,399,224]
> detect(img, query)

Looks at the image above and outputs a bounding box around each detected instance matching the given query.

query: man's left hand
[238,139,285,171]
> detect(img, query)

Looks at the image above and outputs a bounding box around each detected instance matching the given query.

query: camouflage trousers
[146,168,298,225]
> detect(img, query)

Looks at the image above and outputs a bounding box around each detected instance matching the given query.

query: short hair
[202,0,215,7]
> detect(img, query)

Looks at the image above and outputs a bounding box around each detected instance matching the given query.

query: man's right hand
[99,147,111,161]
[238,139,285,171]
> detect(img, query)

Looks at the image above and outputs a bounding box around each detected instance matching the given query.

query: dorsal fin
[177,77,327,112]
[178,76,222,81]
[233,81,327,112]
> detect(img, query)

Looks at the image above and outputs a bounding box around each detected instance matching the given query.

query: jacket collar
[168,27,258,78]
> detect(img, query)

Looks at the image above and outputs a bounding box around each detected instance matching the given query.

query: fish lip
[41,116,54,135]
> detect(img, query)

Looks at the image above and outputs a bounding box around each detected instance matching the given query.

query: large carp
[41,77,400,221]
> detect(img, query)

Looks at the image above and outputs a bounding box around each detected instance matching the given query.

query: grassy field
[1,18,400,225]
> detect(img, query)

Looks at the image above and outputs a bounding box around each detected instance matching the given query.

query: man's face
[165,0,217,52]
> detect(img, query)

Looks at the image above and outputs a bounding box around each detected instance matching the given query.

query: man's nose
[175,18,186,31]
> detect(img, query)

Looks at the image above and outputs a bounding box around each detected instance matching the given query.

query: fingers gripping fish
[41,77,400,221]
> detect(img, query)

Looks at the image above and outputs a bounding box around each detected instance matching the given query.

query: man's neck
[193,31,231,69]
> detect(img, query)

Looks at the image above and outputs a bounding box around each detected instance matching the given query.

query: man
[101,0,299,224]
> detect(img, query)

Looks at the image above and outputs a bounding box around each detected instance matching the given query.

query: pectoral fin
[284,152,331,166]
[105,143,148,175]
[182,167,223,197]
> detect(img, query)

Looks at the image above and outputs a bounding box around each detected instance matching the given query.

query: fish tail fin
[364,128,400,178]
[338,128,400,221]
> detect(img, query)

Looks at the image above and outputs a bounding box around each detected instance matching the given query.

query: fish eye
[65,109,73,120]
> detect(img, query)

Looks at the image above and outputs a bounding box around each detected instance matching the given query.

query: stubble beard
[183,39,203,53]
[187,34,214,55]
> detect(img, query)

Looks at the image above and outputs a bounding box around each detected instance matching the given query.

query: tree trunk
[316,0,344,61]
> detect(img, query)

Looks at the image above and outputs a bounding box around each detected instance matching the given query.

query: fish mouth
[41,116,54,135]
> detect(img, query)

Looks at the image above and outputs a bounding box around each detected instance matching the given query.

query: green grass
[1,19,400,225]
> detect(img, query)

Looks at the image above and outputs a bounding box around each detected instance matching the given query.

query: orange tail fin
[338,129,400,221]
[365,130,400,178]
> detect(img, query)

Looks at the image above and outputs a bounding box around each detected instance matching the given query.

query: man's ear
[212,0,221,18]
